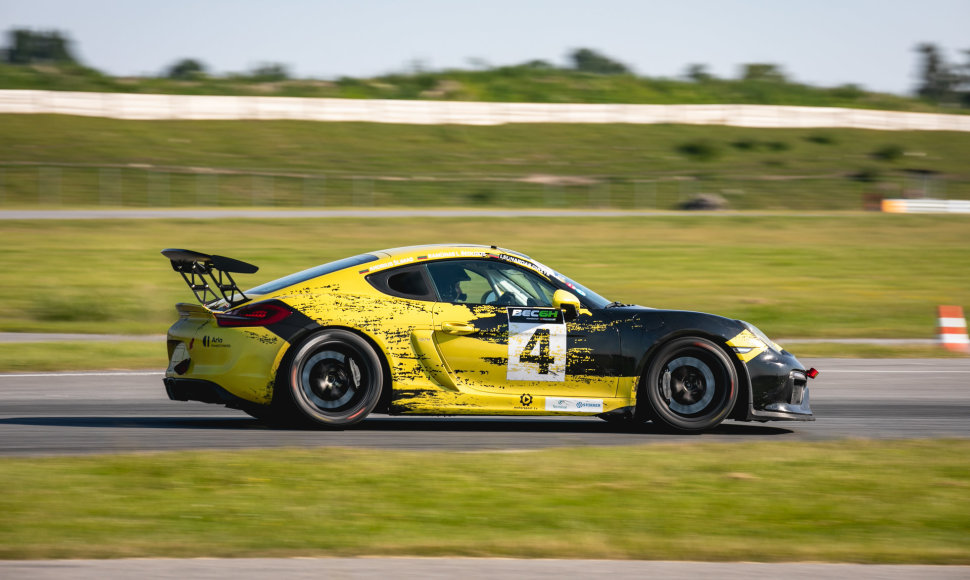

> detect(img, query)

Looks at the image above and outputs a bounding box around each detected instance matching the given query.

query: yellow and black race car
[162,244,816,433]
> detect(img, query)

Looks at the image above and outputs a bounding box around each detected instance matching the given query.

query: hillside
[1,115,969,210]
[0,62,956,114]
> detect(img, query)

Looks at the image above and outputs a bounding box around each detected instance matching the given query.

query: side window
[427,261,489,304]
[389,270,428,295]
[427,260,556,307]
[365,265,436,301]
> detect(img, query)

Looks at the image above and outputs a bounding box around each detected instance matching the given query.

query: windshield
[529,259,612,309]
[246,254,378,295]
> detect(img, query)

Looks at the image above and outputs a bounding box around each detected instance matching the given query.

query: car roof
[356,244,544,277]
[371,244,529,259]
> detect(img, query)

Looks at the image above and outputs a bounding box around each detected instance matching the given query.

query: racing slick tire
[286,329,384,428]
[640,336,738,433]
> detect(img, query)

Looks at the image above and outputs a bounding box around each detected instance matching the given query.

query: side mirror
[552,289,581,321]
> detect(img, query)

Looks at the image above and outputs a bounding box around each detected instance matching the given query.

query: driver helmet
[437,264,471,302]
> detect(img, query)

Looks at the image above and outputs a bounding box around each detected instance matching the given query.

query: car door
[427,259,619,398]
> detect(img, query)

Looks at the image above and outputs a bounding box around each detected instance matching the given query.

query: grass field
[0,440,967,562]
[2,116,970,210]
[0,342,164,372]
[1,214,967,341]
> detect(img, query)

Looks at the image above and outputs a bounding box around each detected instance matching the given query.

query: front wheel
[640,337,738,433]
[286,329,384,428]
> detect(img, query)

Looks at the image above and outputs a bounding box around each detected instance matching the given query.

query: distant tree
[248,63,290,82]
[518,59,556,70]
[3,28,77,64]
[685,63,713,82]
[569,48,631,75]
[741,63,787,82]
[915,43,959,104]
[962,50,970,107]
[165,58,207,80]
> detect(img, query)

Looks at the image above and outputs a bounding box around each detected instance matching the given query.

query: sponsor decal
[509,308,563,324]
[545,397,604,413]
[507,307,566,382]
[513,392,536,410]
[201,335,230,348]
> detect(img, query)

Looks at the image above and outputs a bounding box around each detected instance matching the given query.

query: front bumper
[745,351,816,422]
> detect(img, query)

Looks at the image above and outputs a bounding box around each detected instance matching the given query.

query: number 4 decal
[507,308,566,381]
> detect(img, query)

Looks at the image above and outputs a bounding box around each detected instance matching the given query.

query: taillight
[215,302,291,327]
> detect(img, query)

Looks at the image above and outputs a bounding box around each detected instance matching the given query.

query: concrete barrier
[3,89,970,130]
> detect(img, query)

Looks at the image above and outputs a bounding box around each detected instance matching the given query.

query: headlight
[741,321,783,353]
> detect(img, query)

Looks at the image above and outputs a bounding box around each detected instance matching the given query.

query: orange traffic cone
[938,305,970,353]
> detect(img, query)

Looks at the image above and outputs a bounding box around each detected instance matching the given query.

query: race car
[162,244,816,433]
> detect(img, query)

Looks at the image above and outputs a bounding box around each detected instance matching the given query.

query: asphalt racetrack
[1,358,968,456]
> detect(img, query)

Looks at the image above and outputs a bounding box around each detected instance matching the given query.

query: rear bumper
[164,377,253,409]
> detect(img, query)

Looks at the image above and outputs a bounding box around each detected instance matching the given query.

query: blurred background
[1,1,969,568]
[1,0,969,212]
[1,1,969,352]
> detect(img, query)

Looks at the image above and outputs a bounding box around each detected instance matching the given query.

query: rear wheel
[286,329,384,428]
[640,337,738,433]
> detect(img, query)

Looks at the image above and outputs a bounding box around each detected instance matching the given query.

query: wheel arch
[273,324,394,414]
[635,329,752,421]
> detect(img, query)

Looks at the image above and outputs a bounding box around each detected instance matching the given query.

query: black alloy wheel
[641,337,738,433]
[287,329,384,427]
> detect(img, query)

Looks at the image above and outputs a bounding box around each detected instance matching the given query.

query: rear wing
[161,248,259,308]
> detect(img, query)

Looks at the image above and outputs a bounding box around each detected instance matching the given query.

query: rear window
[246,254,378,295]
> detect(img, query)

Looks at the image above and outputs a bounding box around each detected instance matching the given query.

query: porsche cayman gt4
[162,245,816,433]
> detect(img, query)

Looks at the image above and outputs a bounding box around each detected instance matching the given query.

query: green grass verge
[0,342,165,372]
[2,116,970,210]
[1,215,968,340]
[0,440,967,562]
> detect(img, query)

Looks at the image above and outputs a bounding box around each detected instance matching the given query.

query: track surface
[3,359,968,578]
[1,358,968,456]
[2,558,967,580]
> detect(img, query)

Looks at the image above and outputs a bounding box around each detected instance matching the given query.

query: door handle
[441,322,478,336]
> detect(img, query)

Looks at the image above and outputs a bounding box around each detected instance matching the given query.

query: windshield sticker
[565,281,587,297]
[507,307,566,382]
[492,253,557,278]
[490,253,582,294]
